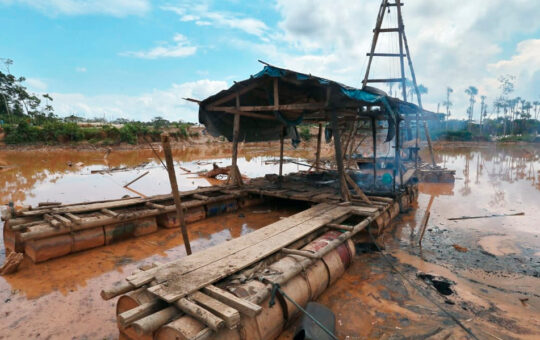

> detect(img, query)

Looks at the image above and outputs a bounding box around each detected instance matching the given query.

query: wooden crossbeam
[365,78,404,83]
[375,28,400,32]
[366,53,406,57]
[101,208,118,217]
[145,202,166,210]
[175,298,225,331]
[202,285,262,317]
[208,102,326,112]
[65,213,82,225]
[190,291,240,329]
[327,223,355,231]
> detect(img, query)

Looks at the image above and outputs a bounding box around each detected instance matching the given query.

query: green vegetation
[298,125,312,141]
[0,65,198,145]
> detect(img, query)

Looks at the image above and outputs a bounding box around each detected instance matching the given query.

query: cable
[367,228,480,340]
[266,280,339,340]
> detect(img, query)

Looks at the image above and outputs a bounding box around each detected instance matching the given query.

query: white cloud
[259,0,540,119]
[49,79,228,122]
[161,4,269,38]
[121,34,197,59]
[75,66,87,72]
[25,78,48,91]
[0,0,151,17]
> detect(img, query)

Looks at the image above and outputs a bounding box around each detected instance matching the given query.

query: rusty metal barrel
[120,230,356,340]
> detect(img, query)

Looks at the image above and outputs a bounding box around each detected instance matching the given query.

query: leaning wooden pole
[161,133,192,255]
[371,117,377,190]
[228,95,242,186]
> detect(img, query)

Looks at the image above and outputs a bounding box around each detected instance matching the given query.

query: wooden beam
[175,298,225,331]
[161,133,192,255]
[375,28,400,32]
[327,223,355,231]
[202,285,262,317]
[365,78,404,83]
[282,248,320,259]
[190,291,240,329]
[279,126,285,177]
[345,173,372,204]
[213,107,275,120]
[273,78,279,110]
[366,53,406,57]
[101,208,118,217]
[205,82,258,107]
[315,123,323,171]
[331,110,350,202]
[228,94,243,186]
[208,102,326,112]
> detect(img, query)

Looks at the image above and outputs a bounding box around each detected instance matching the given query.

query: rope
[366,228,480,340]
[266,280,339,340]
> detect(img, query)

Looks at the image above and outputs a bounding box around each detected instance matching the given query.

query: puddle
[478,234,520,256]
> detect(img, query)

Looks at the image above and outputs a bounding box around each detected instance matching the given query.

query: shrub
[298,125,311,141]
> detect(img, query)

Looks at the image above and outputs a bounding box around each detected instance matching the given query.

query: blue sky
[1,0,539,122]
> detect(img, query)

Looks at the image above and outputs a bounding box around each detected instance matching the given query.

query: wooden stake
[418,195,435,246]
[123,171,150,188]
[161,133,192,255]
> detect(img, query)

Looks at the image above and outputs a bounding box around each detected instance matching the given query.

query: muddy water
[280,144,540,339]
[0,142,318,339]
[1,143,539,339]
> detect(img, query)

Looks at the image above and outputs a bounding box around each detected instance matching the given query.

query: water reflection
[0,143,316,207]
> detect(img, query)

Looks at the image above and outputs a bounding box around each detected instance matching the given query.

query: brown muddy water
[1,143,540,339]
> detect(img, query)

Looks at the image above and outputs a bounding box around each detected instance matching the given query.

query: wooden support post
[331,110,350,201]
[371,117,377,189]
[161,133,192,256]
[423,121,436,167]
[228,93,243,186]
[279,126,285,177]
[315,123,322,171]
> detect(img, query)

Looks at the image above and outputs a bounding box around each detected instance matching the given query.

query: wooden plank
[65,213,82,224]
[147,206,351,302]
[201,285,262,317]
[118,300,164,326]
[282,248,319,259]
[101,208,118,217]
[52,214,72,227]
[175,298,225,331]
[22,198,146,217]
[365,78,404,83]
[126,203,335,287]
[190,291,240,329]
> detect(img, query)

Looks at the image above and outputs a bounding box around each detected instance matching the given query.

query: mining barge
[2,64,431,339]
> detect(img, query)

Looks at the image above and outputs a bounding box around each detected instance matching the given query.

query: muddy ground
[1,142,539,339]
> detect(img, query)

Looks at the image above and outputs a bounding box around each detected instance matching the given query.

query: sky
[1,0,539,122]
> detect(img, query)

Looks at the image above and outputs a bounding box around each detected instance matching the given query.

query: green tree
[465,86,478,123]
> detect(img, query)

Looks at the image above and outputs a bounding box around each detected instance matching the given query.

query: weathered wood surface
[147,205,351,302]
[19,186,233,217]
[190,291,240,329]
[201,285,261,317]
[126,203,335,287]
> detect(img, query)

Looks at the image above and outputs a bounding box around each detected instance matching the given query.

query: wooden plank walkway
[126,203,336,287]
[147,205,352,302]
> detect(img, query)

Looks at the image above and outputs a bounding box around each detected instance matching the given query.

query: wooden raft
[104,199,394,336]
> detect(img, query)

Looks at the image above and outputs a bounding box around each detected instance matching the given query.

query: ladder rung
[386,3,404,7]
[365,78,404,83]
[374,28,400,33]
[366,53,406,57]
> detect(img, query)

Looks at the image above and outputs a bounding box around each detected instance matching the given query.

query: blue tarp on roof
[253,65,395,118]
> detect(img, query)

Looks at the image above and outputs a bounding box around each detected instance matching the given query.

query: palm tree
[465,86,478,123]
[533,101,540,120]
[443,87,453,128]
